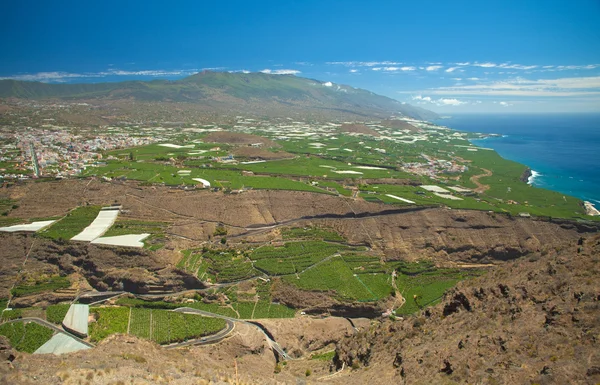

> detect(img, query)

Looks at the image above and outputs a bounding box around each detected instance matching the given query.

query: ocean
[435,113,600,205]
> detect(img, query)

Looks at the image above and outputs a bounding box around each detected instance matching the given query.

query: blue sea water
[435,113,600,205]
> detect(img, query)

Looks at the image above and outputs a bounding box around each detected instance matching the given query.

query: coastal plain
[0,75,598,384]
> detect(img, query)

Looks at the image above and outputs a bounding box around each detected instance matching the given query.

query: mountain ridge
[0,71,438,120]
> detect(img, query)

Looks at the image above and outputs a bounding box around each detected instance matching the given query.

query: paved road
[3,317,94,348]
[172,307,293,360]
[164,317,235,349]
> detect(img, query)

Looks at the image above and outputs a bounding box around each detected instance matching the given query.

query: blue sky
[2,0,600,113]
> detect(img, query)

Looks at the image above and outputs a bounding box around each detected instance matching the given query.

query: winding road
[3,317,94,348]
[470,168,492,193]
[172,307,292,360]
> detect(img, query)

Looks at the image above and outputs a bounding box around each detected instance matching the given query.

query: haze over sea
[437,114,600,205]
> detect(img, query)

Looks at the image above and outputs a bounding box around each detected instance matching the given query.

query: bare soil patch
[340,123,381,137]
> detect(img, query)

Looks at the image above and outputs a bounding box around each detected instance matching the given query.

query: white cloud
[498,101,512,107]
[325,61,401,67]
[412,95,432,102]
[412,94,466,106]
[400,66,416,71]
[0,71,101,82]
[323,81,333,87]
[438,98,465,106]
[455,62,471,66]
[0,68,212,82]
[259,69,301,75]
[349,69,359,73]
[426,65,443,71]
[383,67,400,71]
[419,76,600,97]
[498,63,538,70]
[445,67,458,73]
[372,67,383,71]
[473,62,497,68]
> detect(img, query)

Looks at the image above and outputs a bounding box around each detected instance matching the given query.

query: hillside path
[470,168,492,193]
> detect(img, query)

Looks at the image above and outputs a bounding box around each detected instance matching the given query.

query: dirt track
[470,167,492,193]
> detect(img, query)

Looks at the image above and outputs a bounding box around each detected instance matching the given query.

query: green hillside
[0,71,437,120]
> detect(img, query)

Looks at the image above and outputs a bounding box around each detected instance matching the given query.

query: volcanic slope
[0,71,438,120]
[331,232,600,385]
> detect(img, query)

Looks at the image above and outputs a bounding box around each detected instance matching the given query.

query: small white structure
[448,186,472,193]
[355,166,387,170]
[71,209,119,242]
[0,220,56,233]
[192,178,211,188]
[158,143,195,149]
[62,304,89,338]
[333,170,363,175]
[420,185,451,193]
[91,233,150,248]
[34,333,91,355]
[433,192,464,201]
[385,194,416,204]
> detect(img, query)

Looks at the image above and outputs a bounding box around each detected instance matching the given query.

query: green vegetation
[283,256,377,301]
[311,351,336,361]
[201,249,258,283]
[0,322,54,353]
[281,226,345,242]
[126,308,226,344]
[89,307,129,342]
[38,205,101,240]
[1,308,23,320]
[251,241,349,276]
[11,276,70,297]
[45,304,71,324]
[115,297,180,309]
[103,219,168,237]
[395,268,482,315]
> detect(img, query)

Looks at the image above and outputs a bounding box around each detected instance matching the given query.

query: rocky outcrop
[333,233,600,384]
[520,167,532,183]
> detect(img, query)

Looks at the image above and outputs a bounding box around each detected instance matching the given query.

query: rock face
[333,233,600,385]
[0,235,204,302]
[520,167,533,183]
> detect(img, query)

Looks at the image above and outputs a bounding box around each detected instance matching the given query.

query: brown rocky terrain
[1,234,598,384]
[2,179,598,310]
[0,234,204,304]
[380,120,421,132]
[332,233,600,385]
[232,146,295,160]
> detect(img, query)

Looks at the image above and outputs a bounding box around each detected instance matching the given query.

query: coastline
[444,114,600,205]
[584,201,600,216]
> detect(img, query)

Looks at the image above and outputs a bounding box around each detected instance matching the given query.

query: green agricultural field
[251,241,350,276]
[129,308,151,339]
[115,297,180,309]
[11,276,70,297]
[103,219,168,237]
[395,269,482,315]
[201,249,258,283]
[38,205,102,240]
[283,256,378,301]
[176,249,204,275]
[129,309,226,344]
[281,226,345,242]
[0,322,54,353]
[45,304,71,324]
[89,307,129,342]
[1,308,23,320]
